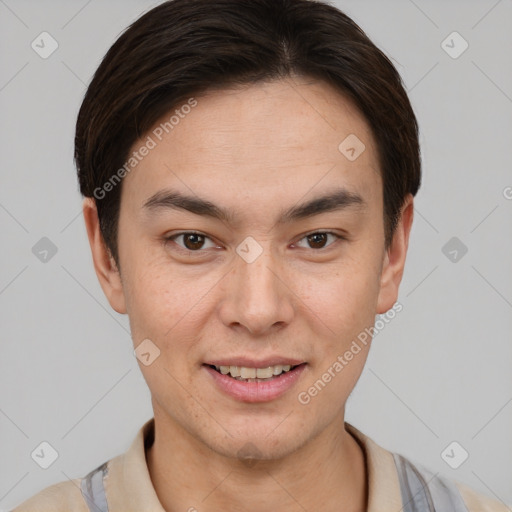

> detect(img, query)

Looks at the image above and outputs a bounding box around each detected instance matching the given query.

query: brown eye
[307,232,329,249]
[294,231,342,250]
[166,232,217,252]
[182,233,205,250]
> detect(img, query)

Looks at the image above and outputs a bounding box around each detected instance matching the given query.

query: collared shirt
[13,417,508,511]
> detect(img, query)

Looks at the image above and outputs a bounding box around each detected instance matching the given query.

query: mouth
[202,358,308,402]
[205,363,304,383]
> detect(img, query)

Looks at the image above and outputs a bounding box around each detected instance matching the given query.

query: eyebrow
[142,187,366,225]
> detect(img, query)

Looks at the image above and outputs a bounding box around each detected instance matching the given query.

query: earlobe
[376,194,414,315]
[82,198,127,314]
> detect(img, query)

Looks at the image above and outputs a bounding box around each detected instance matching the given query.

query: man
[13,0,508,510]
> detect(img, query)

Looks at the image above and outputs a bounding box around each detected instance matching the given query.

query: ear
[82,197,127,314]
[376,194,414,314]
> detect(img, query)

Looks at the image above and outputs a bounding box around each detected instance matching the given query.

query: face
[86,77,412,460]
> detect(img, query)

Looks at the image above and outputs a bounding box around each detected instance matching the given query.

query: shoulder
[346,422,509,512]
[455,481,510,512]
[11,477,89,512]
[394,452,509,512]
[11,459,111,512]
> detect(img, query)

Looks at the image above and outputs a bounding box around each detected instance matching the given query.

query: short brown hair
[75,0,421,265]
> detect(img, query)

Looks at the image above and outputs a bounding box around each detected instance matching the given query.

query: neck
[146,411,367,512]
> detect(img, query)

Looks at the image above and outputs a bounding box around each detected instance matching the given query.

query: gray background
[1,0,511,509]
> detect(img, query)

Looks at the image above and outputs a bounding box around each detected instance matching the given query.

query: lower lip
[203,364,307,403]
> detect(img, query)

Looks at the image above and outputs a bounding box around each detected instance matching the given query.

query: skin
[83,76,414,512]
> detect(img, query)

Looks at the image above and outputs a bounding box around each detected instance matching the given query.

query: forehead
[121,77,382,217]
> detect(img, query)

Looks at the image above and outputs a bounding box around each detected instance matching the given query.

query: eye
[165,232,219,252]
[293,231,344,250]
[164,230,344,254]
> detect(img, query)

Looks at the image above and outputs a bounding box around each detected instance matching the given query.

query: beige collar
[105,418,403,511]
[345,422,403,510]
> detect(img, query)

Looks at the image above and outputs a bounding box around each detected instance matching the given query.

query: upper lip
[204,357,305,368]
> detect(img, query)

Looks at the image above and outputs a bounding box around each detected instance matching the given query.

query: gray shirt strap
[80,461,109,512]
[393,453,469,512]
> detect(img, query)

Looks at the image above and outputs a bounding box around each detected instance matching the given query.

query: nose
[218,243,295,336]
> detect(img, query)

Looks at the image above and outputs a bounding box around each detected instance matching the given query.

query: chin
[210,433,306,463]
[195,416,314,463]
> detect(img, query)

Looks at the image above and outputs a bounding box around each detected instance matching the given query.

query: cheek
[122,258,190,343]
[295,254,381,335]
[122,256,220,358]
[125,264,205,395]
[294,266,378,413]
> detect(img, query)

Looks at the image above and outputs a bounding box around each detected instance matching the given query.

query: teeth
[240,367,256,379]
[272,365,283,375]
[256,367,273,379]
[216,364,296,379]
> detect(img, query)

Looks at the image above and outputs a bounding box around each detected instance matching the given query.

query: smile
[202,362,307,402]
[209,364,298,382]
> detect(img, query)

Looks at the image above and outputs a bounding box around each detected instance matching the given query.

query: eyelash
[164,230,345,254]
